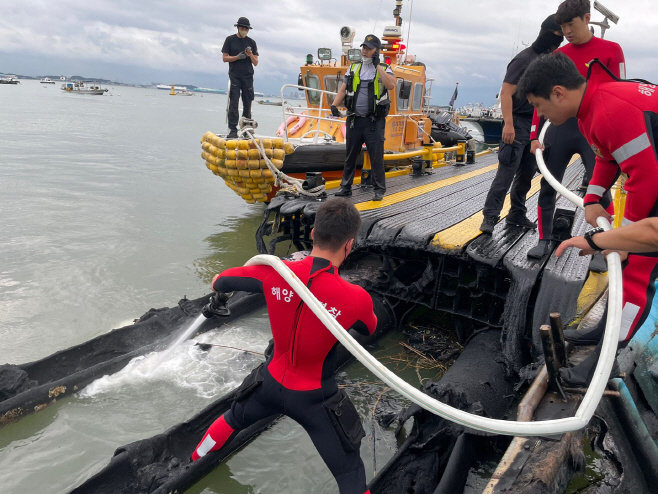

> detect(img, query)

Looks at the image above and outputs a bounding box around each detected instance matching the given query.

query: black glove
[372,54,380,67]
[330,105,340,117]
[237,51,247,60]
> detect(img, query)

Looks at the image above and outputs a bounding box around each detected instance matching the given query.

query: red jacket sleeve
[608,42,626,79]
[530,108,541,140]
[584,155,619,205]
[348,287,378,336]
[589,96,658,223]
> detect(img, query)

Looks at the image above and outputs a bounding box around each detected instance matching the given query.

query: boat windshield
[305,74,321,106]
[323,75,342,107]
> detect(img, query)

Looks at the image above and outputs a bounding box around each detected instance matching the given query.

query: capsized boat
[200,18,474,205]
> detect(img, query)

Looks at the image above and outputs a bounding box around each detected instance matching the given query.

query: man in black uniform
[222,17,259,139]
[331,35,396,201]
[479,14,564,234]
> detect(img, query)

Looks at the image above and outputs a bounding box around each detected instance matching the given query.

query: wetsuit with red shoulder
[192,256,377,494]
[577,63,658,341]
[529,36,626,243]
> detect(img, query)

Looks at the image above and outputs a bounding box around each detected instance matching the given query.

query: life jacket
[345,62,391,118]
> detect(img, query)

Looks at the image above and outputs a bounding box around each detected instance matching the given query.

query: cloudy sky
[1,0,656,104]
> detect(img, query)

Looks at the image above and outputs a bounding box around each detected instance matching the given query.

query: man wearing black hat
[331,34,396,201]
[222,17,259,139]
[479,14,564,235]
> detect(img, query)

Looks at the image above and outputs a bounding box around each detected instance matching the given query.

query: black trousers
[537,117,612,239]
[225,368,368,494]
[482,114,536,218]
[228,75,254,132]
[342,116,386,193]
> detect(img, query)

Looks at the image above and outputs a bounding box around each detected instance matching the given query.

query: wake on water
[80,322,269,400]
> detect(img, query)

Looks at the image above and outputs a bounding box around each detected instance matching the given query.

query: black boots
[479,216,499,234]
[527,239,552,259]
[334,188,352,197]
[506,214,537,229]
[563,306,607,345]
[558,339,620,387]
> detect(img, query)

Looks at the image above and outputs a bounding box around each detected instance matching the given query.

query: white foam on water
[80,324,269,399]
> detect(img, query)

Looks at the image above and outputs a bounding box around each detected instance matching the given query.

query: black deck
[261,153,599,373]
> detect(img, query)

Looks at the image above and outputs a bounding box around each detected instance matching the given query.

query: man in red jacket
[527,0,625,261]
[191,198,377,494]
[518,53,658,386]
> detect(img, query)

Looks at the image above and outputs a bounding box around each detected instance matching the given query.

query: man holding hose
[518,52,658,386]
[191,198,377,494]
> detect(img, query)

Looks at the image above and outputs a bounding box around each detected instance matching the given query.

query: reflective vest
[345,62,391,118]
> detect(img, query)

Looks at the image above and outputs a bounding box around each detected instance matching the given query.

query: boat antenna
[372,0,385,33]
[405,0,414,59]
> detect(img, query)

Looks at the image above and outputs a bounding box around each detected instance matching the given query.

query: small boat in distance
[192,87,226,94]
[61,81,108,95]
[258,99,284,106]
[0,75,20,84]
[254,91,265,98]
[157,83,187,91]
[40,78,56,84]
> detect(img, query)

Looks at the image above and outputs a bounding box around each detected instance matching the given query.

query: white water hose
[242,122,623,436]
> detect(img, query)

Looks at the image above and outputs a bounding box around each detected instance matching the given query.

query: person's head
[312,198,362,262]
[517,53,586,125]
[360,34,381,60]
[556,0,592,45]
[533,14,564,54]
[234,17,252,38]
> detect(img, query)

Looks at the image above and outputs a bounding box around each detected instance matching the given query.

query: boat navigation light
[306,54,314,65]
[347,49,362,62]
[317,48,332,61]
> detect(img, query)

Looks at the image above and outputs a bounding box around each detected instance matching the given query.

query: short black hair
[555,0,590,24]
[517,53,586,99]
[313,198,362,251]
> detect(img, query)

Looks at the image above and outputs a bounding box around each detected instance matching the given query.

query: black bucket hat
[360,34,381,50]
[235,17,252,29]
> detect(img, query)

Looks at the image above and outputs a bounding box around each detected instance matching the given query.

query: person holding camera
[222,17,259,139]
[331,35,396,201]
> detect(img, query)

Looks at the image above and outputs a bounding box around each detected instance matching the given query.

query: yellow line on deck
[354,163,499,211]
[431,154,581,252]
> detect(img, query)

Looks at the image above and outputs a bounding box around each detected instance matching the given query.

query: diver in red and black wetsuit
[518,52,658,386]
[192,199,377,494]
[527,0,626,261]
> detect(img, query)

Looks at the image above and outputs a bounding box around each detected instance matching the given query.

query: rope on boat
[241,126,326,198]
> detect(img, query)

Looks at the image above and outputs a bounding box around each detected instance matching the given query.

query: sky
[1,0,657,105]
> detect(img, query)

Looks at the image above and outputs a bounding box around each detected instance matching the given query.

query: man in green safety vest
[331,34,396,201]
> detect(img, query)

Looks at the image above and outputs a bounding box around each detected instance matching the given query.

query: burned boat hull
[0,291,266,427]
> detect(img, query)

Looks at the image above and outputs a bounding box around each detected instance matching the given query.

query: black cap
[235,17,252,29]
[360,34,381,50]
[541,14,561,33]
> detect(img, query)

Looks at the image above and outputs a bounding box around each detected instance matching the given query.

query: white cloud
[0,0,656,91]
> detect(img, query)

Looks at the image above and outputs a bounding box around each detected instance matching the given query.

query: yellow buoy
[272,138,284,149]
[226,140,238,150]
[272,149,285,161]
[247,149,261,160]
[283,142,295,155]
[271,159,284,170]
[247,160,260,170]
[236,160,248,170]
[237,140,250,151]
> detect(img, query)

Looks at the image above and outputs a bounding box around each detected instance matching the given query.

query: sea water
[0,81,410,494]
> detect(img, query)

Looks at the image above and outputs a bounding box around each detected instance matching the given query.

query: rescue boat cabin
[279,24,434,153]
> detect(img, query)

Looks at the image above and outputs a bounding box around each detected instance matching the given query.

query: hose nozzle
[202,292,231,318]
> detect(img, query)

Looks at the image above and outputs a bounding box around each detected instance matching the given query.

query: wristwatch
[584,227,605,251]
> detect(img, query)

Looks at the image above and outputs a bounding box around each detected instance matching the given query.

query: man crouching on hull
[518,53,658,386]
[192,198,377,494]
